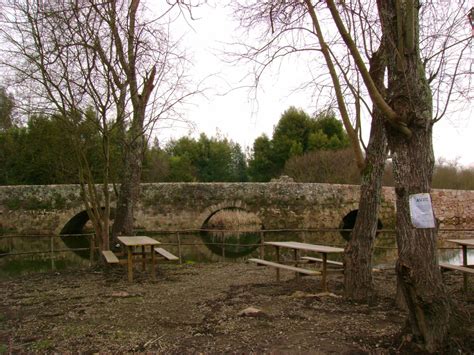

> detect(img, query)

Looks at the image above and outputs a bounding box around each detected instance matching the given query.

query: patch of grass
[30,339,54,351]
[119,296,144,304]
[61,324,89,339]
[0,344,8,354]
[0,257,82,278]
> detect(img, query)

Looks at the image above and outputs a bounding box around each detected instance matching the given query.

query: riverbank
[0,262,472,353]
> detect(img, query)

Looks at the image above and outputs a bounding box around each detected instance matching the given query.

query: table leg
[151,245,156,281]
[322,253,328,292]
[275,246,280,282]
[141,245,147,271]
[462,245,468,291]
[294,249,299,280]
[127,246,133,282]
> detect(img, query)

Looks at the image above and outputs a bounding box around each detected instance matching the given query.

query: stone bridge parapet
[0,183,473,235]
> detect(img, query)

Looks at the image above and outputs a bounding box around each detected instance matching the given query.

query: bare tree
[232,0,390,303]
[0,0,198,250]
[313,0,471,350]
[233,0,471,349]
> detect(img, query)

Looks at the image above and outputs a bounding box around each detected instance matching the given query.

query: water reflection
[200,231,261,258]
[3,228,471,268]
[438,240,474,265]
[195,230,474,267]
[201,208,262,258]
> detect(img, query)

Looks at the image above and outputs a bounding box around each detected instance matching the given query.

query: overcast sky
[149,2,473,167]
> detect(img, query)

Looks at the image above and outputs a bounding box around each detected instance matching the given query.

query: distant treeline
[0,104,472,189]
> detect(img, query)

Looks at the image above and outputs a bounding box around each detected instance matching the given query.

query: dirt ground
[0,262,473,354]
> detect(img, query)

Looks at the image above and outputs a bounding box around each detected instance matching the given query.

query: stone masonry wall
[0,183,472,234]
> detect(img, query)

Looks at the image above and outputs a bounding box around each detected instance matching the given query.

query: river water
[146,229,474,267]
[1,230,472,275]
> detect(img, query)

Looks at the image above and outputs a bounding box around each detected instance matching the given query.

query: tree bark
[304,0,388,301]
[344,43,388,302]
[379,0,451,350]
[344,114,387,302]
[109,0,156,239]
[111,132,144,237]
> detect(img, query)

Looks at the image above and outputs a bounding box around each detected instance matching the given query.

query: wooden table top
[264,241,344,253]
[448,239,474,247]
[117,236,161,247]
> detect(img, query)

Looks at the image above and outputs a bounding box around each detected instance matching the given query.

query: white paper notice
[409,193,436,228]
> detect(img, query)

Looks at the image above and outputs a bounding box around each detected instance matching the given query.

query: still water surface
[149,230,474,267]
[1,230,472,274]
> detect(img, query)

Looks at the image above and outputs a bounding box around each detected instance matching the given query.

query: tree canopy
[0,87,15,131]
[162,133,248,182]
[248,107,349,181]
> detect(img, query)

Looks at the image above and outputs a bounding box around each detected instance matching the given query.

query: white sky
[0,2,471,166]
[155,3,474,167]
[150,3,474,167]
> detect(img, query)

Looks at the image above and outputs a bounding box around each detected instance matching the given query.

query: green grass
[0,343,8,354]
[29,339,54,351]
[0,257,85,277]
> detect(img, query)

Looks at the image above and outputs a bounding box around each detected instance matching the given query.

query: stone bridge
[0,183,473,236]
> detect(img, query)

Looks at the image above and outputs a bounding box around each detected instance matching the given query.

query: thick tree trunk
[111,133,144,238]
[379,0,451,350]
[390,130,451,350]
[344,42,388,302]
[344,113,387,302]
[304,0,388,302]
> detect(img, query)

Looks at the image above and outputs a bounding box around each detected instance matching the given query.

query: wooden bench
[439,263,474,274]
[248,258,321,278]
[154,247,179,261]
[101,250,120,264]
[301,256,383,273]
[440,262,474,291]
[300,256,343,267]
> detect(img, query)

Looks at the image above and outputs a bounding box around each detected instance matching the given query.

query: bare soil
[0,262,473,354]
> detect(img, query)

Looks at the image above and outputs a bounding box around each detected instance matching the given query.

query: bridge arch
[60,208,115,258]
[198,200,263,258]
[198,200,263,230]
[338,209,384,241]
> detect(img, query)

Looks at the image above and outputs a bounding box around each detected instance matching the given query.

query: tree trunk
[304,0,388,301]
[111,132,144,238]
[379,0,451,350]
[390,131,451,350]
[344,112,387,302]
[344,41,388,302]
[111,51,156,239]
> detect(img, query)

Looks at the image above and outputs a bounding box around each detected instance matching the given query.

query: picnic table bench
[300,256,343,267]
[301,256,382,273]
[439,262,474,274]
[154,247,179,261]
[251,241,344,292]
[118,236,160,282]
[101,250,120,264]
[442,239,474,291]
[100,241,179,282]
[248,258,321,276]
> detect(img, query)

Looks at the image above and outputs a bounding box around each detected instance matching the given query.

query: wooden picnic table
[117,236,160,282]
[264,241,344,292]
[446,238,474,290]
[448,238,474,264]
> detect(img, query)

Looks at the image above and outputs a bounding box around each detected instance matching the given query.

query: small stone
[110,291,131,298]
[290,291,320,298]
[314,292,342,298]
[238,306,266,317]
